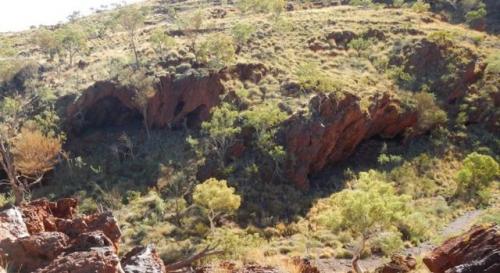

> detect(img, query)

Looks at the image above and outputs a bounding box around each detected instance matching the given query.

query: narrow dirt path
[313,209,483,273]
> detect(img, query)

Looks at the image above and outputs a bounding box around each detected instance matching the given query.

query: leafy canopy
[193,178,241,225]
[456,152,499,204]
[317,171,411,237]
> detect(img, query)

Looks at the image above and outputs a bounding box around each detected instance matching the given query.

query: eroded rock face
[281,92,417,189]
[67,71,224,133]
[423,224,500,273]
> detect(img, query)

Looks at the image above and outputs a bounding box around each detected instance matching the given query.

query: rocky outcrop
[0,198,226,273]
[389,38,482,102]
[281,91,417,189]
[423,224,500,273]
[375,254,417,273]
[67,71,224,133]
[0,198,123,273]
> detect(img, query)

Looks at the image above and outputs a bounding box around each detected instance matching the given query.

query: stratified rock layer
[423,224,500,273]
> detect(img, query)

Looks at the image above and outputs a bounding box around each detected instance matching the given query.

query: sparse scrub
[412,0,430,13]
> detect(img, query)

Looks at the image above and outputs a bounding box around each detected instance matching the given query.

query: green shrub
[387,66,415,89]
[193,178,241,230]
[313,170,412,267]
[412,0,430,13]
[347,37,372,56]
[485,52,500,74]
[149,28,175,57]
[242,103,288,174]
[427,31,455,47]
[231,22,256,46]
[465,7,487,25]
[296,62,344,94]
[413,92,448,133]
[372,231,405,256]
[456,152,499,205]
[0,194,13,208]
[199,103,241,167]
[196,33,236,70]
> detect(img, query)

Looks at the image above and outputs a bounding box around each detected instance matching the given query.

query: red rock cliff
[282,91,417,189]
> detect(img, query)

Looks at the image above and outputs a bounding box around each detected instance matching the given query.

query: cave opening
[82,96,143,132]
[186,104,208,128]
[174,101,185,117]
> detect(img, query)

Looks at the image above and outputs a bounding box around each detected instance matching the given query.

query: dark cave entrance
[186,104,208,128]
[82,96,143,131]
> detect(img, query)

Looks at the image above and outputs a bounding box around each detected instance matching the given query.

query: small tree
[456,152,499,205]
[34,30,60,61]
[0,96,63,205]
[413,92,447,133]
[116,6,146,68]
[231,22,256,46]
[200,103,241,168]
[317,171,411,273]
[242,104,288,178]
[149,28,176,57]
[117,67,156,138]
[57,25,87,67]
[193,178,241,231]
[177,9,205,51]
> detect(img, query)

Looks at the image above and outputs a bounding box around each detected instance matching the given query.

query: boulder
[121,245,166,273]
[375,254,417,273]
[34,247,124,273]
[0,207,29,240]
[281,92,417,189]
[423,224,500,273]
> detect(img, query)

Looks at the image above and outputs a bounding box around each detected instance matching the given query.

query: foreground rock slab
[423,223,500,273]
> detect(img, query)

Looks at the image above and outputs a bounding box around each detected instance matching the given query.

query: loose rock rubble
[0,198,166,273]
